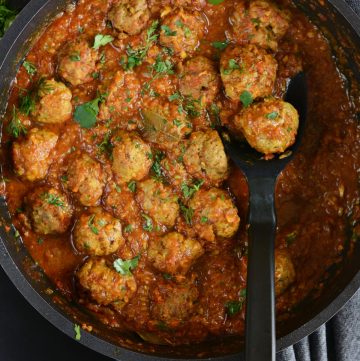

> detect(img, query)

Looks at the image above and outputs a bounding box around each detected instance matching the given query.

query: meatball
[58,38,98,86]
[73,207,124,256]
[183,130,228,186]
[67,152,106,206]
[173,0,205,9]
[160,9,205,57]
[179,56,220,105]
[77,258,137,306]
[148,232,204,275]
[275,249,296,295]
[111,130,152,184]
[26,187,73,235]
[230,0,290,51]
[13,128,58,181]
[32,79,72,124]
[99,70,141,122]
[108,0,150,35]
[232,98,299,156]
[189,188,240,243]
[220,45,277,101]
[150,281,198,327]
[161,154,190,190]
[136,179,179,227]
[141,99,192,150]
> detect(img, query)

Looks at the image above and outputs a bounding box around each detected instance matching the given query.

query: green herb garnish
[41,193,65,208]
[240,90,253,108]
[127,180,136,193]
[266,111,279,120]
[181,179,204,199]
[142,214,153,232]
[73,93,107,128]
[6,106,27,138]
[113,256,140,275]
[93,34,114,50]
[211,40,229,50]
[23,61,37,76]
[161,25,177,36]
[74,324,81,341]
[179,202,194,225]
[88,214,99,235]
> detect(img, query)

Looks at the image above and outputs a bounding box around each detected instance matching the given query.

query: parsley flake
[240,91,253,108]
[161,25,177,36]
[23,61,37,76]
[41,193,65,208]
[266,111,279,120]
[6,106,27,138]
[93,34,114,50]
[88,215,99,235]
[128,180,136,193]
[74,324,81,341]
[113,256,140,276]
[142,213,153,232]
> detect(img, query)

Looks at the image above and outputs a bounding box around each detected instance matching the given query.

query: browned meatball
[150,281,198,327]
[141,98,192,150]
[111,131,152,184]
[275,249,296,295]
[161,154,190,191]
[26,187,73,235]
[58,38,98,86]
[67,152,106,206]
[179,56,220,105]
[183,130,228,186]
[148,232,204,275]
[32,79,72,124]
[136,179,179,227]
[77,258,137,306]
[173,0,205,9]
[232,98,299,156]
[160,9,205,58]
[73,207,124,256]
[99,70,141,122]
[229,0,290,51]
[189,188,240,244]
[13,128,58,181]
[108,0,150,35]
[220,45,277,101]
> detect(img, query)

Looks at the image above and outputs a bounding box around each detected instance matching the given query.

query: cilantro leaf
[93,34,114,50]
[240,90,253,108]
[179,202,194,225]
[208,0,225,4]
[41,192,65,208]
[161,25,177,36]
[266,111,279,120]
[6,106,27,138]
[23,61,37,76]
[113,256,140,276]
[74,324,81,341]
[181,179,204,199]
[74,94,106,128]
[211,40,229,50]
[127,180,136,193]
[142,213,153,232]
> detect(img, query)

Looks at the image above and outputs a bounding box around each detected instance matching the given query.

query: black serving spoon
[219,72,307,361]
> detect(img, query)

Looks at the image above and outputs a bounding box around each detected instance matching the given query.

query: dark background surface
[1,1,360,361]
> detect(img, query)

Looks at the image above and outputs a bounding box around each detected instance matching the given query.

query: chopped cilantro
[181,179,204,199]
[142,213,153,232]
[74,324,81,341]
[37,238,44,245]
[23,61,37,76]
[266,111,279,120]
[127,180,136,193]
[285,230,298,245]
[41,193,65,208]
[200,216,208,224]
[0,2,17,38]
[168,92,180,102]
[114,256,140,275]
[163,273,172,280]
[69,52,81,61]
[208,0,225,4]
[93,34,114,50]
[211,40,229,50]
[223,58,241,75]
[88,215,99,235]
[161,24,177,36]
[179,202,194,225]
[124,224,133,233]
[240,90,253,108]
[151,150,165,181]
[19,93,35,116]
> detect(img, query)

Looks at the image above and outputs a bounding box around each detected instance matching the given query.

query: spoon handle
[245,177,277,361]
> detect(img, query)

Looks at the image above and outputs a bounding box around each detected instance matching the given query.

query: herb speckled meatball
[33,79,72,124]
[111,131,152,184]
[67,152,106,206]
[74,207,124,256]
[150,281,198,327]
[232,98,299,156]
[26,187,73,235]
[136,179,179,227]
[220,45,277,101]
[183,130,228,186]
[189,188,240,244]
[230,0,290,51]
[160,9,205,58]
[148,232,204,275]
[77,257,137,306]
[99,70,141,122]
[179,56,220,105]
[275,249,296,296]
[141,99,192,150]
[109,0,150,35]
[58,38,98,86]
[13,128,58,181]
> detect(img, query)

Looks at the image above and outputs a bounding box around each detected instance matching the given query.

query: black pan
[0,0,359,359]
